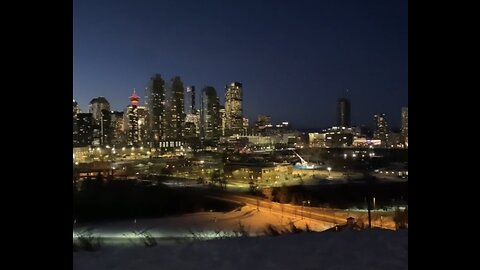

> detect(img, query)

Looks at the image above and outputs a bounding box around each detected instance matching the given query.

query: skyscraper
[100,109,112,146]
[165,76,185,141]
[89,97,110,124]
[224,82,243,136]
[145,74,166,146]
[201,86,220,143]
[136,106,149,146]
[75,113,93,147]
[219,106,226,136]
[374,114,389,147]
[73,99,81,116]
[337,98,351,127]
[110,111,125,147]
[185,86,196,115]
[401,107,408,147]
[126,90,140,146]
[73,99,81,146]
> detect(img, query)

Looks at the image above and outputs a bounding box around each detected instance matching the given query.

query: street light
[302,200,310,220]
[327,167,331,177]
[307,200,310,218]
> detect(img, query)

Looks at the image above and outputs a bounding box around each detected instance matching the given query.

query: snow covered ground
[74,206,407,269]
[74,229,408,270]
[73,205,335,245]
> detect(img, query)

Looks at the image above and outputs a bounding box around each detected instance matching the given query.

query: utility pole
[367,195,372,228]
[364,161,374,229]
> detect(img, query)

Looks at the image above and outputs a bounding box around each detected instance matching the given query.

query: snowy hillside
[74,229,408,270]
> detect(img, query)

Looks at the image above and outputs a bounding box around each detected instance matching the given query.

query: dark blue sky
[73,0,407,129]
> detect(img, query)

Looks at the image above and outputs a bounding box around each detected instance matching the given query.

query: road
[206,192,397,230]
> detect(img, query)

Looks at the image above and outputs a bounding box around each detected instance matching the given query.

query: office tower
[110,111,125,146]
[73,99,81,145]
[374,114,389,147]
[337,98,351,127]
[219,106,226,136]
[126,90,140,146]
[185,86,196,115]
[145,74,166,146]
[165,76,185,141]
[75,113,93,147]
[136,106,149,146]
[401,107,408,146]
[224,82,243,136]
[73,99,81,116]
[200,86,220,142]
[100,109,112,146]
[89,97,110,124]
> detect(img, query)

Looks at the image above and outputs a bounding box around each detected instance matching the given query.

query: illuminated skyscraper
[73,99,81,116]
[185,85,199,145]
[200,86,220,143]
[75,113,93,147]
[219,106,226,136]
[137,106,149,146]
[165,76,185,141]
[73,99,81,145]
[185,86,196,115]
[126,90,140,146]
[224,82,243,136]
[401,107,408,147]
[337,97,351,127]
[374,114,389,147]
[89,97,110,124]
[145,74,166,146]
[100,109,112,146]
[110,111,125,146]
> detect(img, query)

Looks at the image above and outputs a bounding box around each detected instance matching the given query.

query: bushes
[73,229,101,252]
[188,222,251,240]
[264,222,309,236]
[132,229,157,247]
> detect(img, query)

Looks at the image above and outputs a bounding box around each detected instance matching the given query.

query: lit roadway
[205,193,397,230]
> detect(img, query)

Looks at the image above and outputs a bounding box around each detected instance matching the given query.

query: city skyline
[74,0,407,128]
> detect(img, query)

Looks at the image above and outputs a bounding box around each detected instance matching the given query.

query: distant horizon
[74,0,407,129]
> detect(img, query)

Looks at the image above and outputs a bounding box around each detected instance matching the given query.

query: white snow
[73,205,334,243]
[73,206,407,269]
[74,229,408,270]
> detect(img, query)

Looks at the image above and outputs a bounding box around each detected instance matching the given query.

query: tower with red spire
[130,89,140,107]
[127,89,140,146]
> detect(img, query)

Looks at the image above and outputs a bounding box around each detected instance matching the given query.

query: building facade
[401,107,408,147]
[88,97,110,124]
[165,76,185,141]
[126,90,140,146]
[145,74,166,146]
[200,86,220,144]
[374,114,389,147]
[110,111,125,146]
[337,97,351,127]
[224,82,243,136]
[185,86,196,115]
[75,113,93,147]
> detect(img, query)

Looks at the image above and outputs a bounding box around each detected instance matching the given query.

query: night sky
[73,0,407,129]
